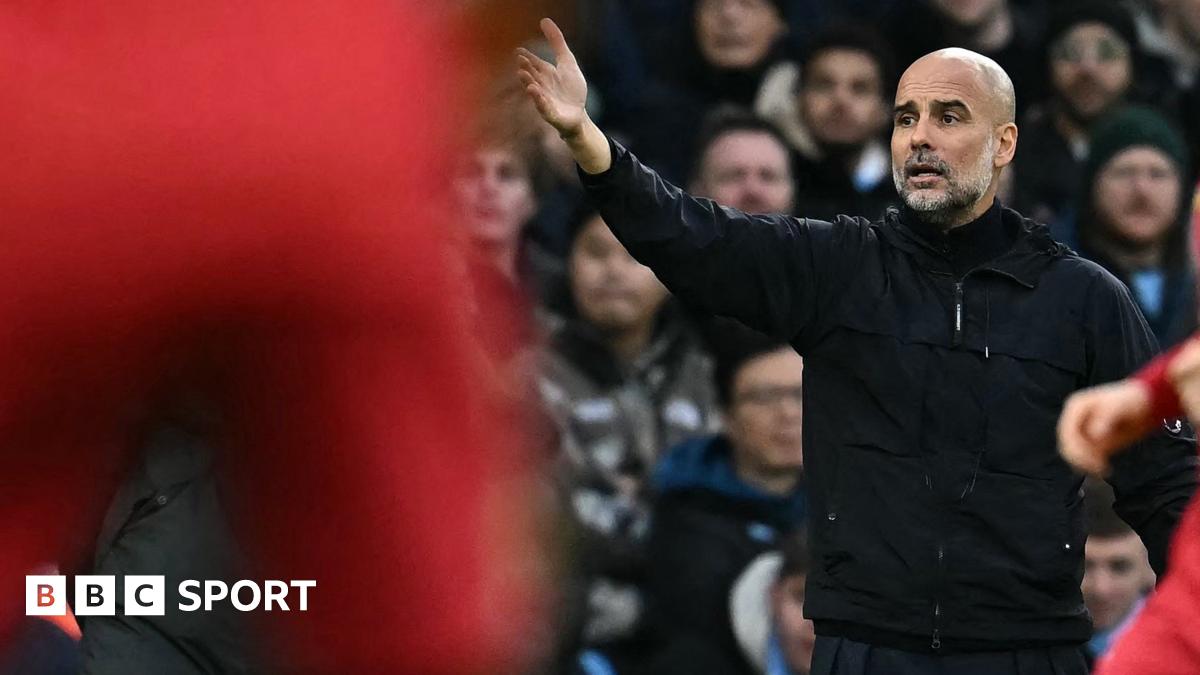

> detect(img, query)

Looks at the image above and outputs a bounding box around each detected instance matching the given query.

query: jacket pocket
[951,471,1078,619]
[822,442,934,613]
[981,327,1088,481]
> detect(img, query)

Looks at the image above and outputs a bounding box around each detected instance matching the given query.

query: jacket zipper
[952,281,964,347]
[932,542,944,650]
[936,278,966,649]
[927,465,945,651]
[926,458,945,648]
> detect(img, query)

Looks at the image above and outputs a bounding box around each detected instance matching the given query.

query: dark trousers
[811,636,1088,675]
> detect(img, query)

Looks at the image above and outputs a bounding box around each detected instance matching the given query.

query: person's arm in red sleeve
[1134,339,1195,423]
[1060,335,1200,477]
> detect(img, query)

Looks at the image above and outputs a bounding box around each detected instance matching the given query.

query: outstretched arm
[516,20,871,340]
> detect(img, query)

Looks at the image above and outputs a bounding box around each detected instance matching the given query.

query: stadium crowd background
[6,0,1200,673]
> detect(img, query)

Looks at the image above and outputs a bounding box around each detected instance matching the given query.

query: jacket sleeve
[1084,273,1198,576]
[578,136,871,342]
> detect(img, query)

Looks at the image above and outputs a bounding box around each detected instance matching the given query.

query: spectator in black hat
[1075,105,1197,349]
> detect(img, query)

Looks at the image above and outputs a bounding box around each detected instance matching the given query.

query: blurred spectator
[1138,0,1200,166]
[885,0,1047,119]
[637,331,806,675]
[540,210,719,659]
[784,26,897,220]
[454,107,563,358]
[608,0,704,88]
[632,0,795,182]
[1012,2,1140,235]
[607,0,900,90]
[1139,0,1200,88]
[569,1,651,136]
[1081,480,1156,664]
[689,109,797,214]
[729,533,816,675]
[456,120,544,283]
[692,0,789,82]
[1076,105,1197,348]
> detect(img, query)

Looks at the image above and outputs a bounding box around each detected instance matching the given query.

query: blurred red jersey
[0,2,542,672]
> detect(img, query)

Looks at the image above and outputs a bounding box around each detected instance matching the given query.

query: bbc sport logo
[27,576,316,616]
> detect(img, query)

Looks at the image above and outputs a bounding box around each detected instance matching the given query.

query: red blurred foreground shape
[0,2,543,672]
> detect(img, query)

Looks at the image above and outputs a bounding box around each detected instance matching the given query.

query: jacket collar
[882,201,1070,287]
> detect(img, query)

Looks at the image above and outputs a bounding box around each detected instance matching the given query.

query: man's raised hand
[516,19,588,139]
[516,18,611,174]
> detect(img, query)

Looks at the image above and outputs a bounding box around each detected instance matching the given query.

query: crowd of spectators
[452,1,1200,673]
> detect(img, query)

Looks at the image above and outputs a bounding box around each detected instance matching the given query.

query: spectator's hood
[652,435,804,516]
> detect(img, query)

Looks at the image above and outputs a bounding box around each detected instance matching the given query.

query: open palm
[516,19,588,137]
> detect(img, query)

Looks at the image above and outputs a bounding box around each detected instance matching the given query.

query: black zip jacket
[75,424,249,674]
[578,137,1197,654]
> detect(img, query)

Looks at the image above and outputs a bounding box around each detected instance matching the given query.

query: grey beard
[900,186,981,227]
[892,138,997,228]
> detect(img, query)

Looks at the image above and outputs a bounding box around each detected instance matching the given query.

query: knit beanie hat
[1045,1,1139,54]
[1084,105,1189,187]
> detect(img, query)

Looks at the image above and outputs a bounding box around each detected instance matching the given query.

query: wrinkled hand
[1058,380,1153,475]
[516,19,588,139]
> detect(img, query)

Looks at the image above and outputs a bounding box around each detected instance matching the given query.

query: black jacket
[578,137,1197,654]
[639,435,806,675]
[75,424,249,674]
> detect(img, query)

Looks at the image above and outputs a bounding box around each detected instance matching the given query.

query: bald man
[518,20,1196,675]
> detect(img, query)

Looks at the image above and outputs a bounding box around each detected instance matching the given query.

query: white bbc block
[74,575,116,616]
[124,575,165,616]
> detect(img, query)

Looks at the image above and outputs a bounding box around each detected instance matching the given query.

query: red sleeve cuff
[1135,341,1191,421]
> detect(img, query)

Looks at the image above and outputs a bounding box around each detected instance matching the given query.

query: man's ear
[995,122,1018,168]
